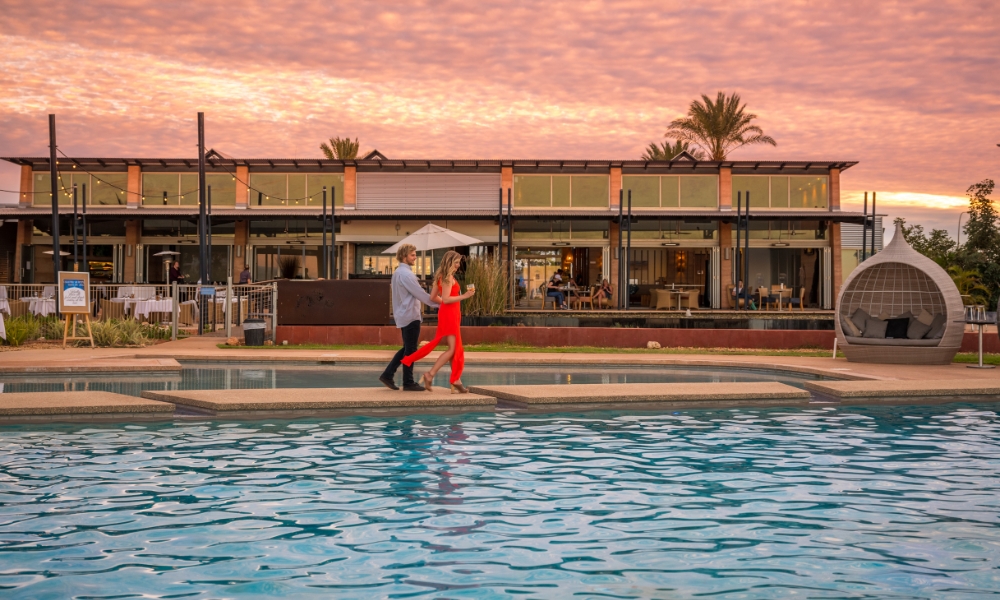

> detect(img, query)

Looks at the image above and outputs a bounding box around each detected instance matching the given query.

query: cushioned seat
[843,336,942,347]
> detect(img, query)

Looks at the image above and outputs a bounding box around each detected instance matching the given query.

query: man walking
[380,244,438,391]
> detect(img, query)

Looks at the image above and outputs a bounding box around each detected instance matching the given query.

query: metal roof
[0,206,871,222]
[0,156,858,172]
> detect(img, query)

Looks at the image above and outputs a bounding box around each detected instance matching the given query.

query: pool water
[2,405,999,598]
[0,362,820,397]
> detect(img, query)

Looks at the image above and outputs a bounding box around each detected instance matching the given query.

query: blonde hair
[395,243,417,262]
[433,250,463,285]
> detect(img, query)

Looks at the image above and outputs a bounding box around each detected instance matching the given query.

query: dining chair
[787,287,806,311]
[653,289,675,310]
[681,290,699,310]
[757,287,774,310]
[100,298,126,321]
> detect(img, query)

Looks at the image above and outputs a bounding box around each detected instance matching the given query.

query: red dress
[401,281,464,384]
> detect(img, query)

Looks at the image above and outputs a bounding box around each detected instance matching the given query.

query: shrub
[39,317,66,341]
[89,320,119,347]
[3,316,40,347]
[462,257,509,316]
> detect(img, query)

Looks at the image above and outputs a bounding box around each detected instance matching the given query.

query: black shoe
[378,376,399,390]
[402,383,426,392]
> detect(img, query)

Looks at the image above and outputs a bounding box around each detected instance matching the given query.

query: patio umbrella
[384,223,483,280]
[42,250,71,256]
[383,223,483,254]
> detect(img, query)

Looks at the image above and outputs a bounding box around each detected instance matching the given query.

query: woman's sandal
[450,381,469,394]
[421,373,434,392]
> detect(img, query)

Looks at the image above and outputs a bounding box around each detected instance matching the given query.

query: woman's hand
[461,288,476,300]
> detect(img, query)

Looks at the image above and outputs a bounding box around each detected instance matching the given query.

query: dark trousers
[382,320,421,386]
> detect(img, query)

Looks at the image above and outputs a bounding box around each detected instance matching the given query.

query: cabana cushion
[845,336,942,347]
[841,316,862,337]
[862,318,889,339]
[885,317,910,339]
[907,319,932,340]
[927,313,946,339]
[850,308,870,333]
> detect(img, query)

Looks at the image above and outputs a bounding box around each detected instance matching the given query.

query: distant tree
[666,92,776,161]
[894,217,957,268]
[320,137,361,160]
[950,179,1000,308]
[962,179,998,255]
[947,265,991,306]
[641,139,705,161]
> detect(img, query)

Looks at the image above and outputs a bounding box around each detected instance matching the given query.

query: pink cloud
[1,0,997,214]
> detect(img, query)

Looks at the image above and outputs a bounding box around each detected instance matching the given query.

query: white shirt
[391,263,438,328]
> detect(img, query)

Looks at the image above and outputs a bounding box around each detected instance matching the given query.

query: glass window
[660,176,679,207]
[307,174,344,207]
[32,171,73,206]
[249,174,287,206]
[250,219,323,238]
[91,173,128,205]
[770,176,789,208]
[732,176,770,209]
[513,175,551,207]
[570,220,608,239]
[622,176,660,208]
[790,176,828,209]
[287,174,307,207]
[552,176,570,207]
[679,176,717,208]
[142,219,199,237]
[206,174,236,207]
[571,176,608,207]
[142,174,179,206]
[179,174,199,206]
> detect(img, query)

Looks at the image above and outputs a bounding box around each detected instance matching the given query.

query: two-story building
[0,151,871,309]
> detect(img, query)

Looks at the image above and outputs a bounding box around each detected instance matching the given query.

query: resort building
[0,152,878,310]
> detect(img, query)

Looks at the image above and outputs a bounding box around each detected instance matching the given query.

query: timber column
[609,165,622,307]
[829,168,841,211]
[14,220,33,282]
[501,165,513,261]
[14,165,34,281]
[719,222,734,308]
[125,164,142,282]
[18,164,32,207]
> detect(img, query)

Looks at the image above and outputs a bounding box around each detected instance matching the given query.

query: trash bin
[243,318,266,346]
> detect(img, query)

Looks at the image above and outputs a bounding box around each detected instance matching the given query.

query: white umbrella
[383,223,483,254]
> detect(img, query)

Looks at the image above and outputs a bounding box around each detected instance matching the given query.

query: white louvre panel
[841,217,883,249]
[357,173,501,210]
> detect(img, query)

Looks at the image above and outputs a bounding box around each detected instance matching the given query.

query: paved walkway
[2,335,998,382]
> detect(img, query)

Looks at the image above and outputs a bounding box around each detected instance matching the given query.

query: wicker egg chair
[835,222,964,364]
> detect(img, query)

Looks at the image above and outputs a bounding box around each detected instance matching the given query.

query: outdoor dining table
[20,297,56,317]
[133,299,173,320]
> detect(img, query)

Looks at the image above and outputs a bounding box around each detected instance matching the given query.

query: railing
[1,281,277,342]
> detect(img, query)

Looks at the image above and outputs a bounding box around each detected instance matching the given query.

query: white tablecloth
[0,312,6,341]
[0,300,9,315]
[20,297,56,317]
[134,299,173,319]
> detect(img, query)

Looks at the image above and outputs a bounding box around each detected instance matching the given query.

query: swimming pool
[0,361,822,397]
[1,404,998,598]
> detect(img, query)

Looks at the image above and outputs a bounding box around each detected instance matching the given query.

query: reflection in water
[1,404,999,597]
[0,362,819,397]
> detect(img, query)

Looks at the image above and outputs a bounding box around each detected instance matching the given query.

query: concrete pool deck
[805,379,1000,404]
[141,387,496,418]
[471,382,809,411]
[2,336,999,422]
[0,391,174,423]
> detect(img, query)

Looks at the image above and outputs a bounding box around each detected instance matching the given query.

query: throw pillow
[926,313,946,339]
[841,316,861,337]
[863,317,889,339]
[850,308,870,333]
[878,311,892,321]
[885,317,910,339]
[917,308,934,326]
[897,311,914,320]
[907,319,932,340]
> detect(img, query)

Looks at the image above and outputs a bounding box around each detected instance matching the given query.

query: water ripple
[2,405,1000,598]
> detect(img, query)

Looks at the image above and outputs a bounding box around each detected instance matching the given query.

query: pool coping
[804,379,1000,404]
[0,391,175,424]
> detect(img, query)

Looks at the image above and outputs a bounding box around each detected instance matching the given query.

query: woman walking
[401,250,475,393]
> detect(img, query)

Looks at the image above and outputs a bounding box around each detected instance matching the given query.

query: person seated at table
[574,272,585,288]
[239,265,252,285]
[169,261,185,284]
[546,272,568,309]
[731,280,745,304]
[593,279,613,307]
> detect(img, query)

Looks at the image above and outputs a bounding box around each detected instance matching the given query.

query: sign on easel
[58,271,95,348]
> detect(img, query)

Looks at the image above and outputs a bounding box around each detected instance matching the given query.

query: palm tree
[641,139,705,161]
[947,266,991,305]
[320,137,361,160]
[666,92,776,161]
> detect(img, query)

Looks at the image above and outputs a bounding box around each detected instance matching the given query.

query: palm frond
[666,92,776,161]
[319,136,361,160]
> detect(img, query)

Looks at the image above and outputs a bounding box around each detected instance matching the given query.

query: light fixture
[552,242,570,246]
[772,242,790,247]
[661,242,680,247]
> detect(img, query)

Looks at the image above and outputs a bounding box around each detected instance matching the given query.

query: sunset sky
[1,1,996,238]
